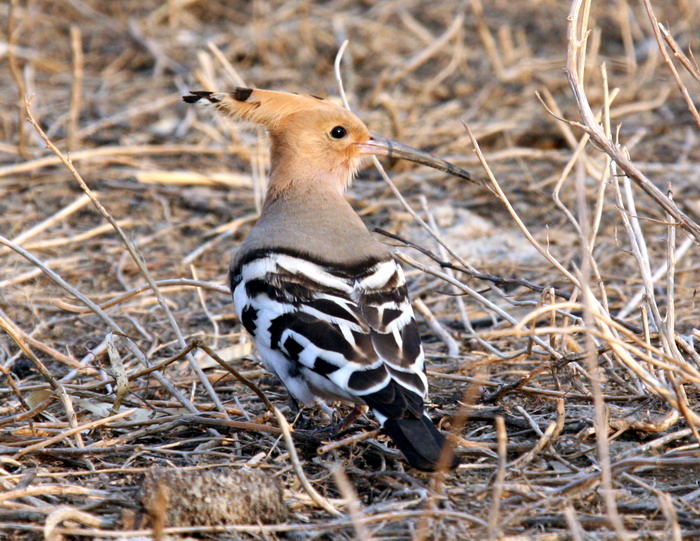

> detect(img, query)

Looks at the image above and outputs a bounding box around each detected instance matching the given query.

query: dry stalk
[0,232,196,413]
[642,0,700,128]
[68,26,83,151]
[565,0,700,242]
[0,314,83,448]
[331,464,373,540]
[23,98,227,417]
[7,0,28,159]
[486,416,507,540]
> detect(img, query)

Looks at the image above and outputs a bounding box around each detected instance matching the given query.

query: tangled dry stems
[1,0,700,539]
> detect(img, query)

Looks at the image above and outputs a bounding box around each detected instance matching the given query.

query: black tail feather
[382,415,460,471]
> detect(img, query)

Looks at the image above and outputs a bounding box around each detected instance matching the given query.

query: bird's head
[184,88,475,196]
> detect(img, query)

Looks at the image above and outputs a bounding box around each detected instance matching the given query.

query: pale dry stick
[68,26,83,152]
[59,336,108,384]
[389,13,464,85]
[565,0,700,242]
[396,10,434,45]
[486,416,507,541]
[395,251,563,359]
[207,42,247,87]
[0,362,31,412]
[659,492,684,541]
[331,464,373,541]
[577,0,593,83]
[106,333,128,413]
[419,27,465,99]
[616,236,694,319]
[612,164,682,376]
[465,123,579,287]
[317,429,380,455]
[0,485,104,505]
[617,0,637,76]
[147,0,198,25]
[45,507,103,541]
[24,100,227,418]
[665,194,685,364]
[12,407,135,460]
[1,192,93,253]
[508,420,557,472]
[0,144,239,179]
[503,309,700,385]
[419,195,467,357]
[464,120,680,390]
[609,86,671,119]
[576,133,630,540]
[76,94,181,140]
[334,40,351,110]
[536,88,621,183]
[497,321,700,387]
[549,114,599,231]
[537,88,585,151]
[515,405,544,437]
[0,234,196,412]
[0,314,83,448]
[0,255,82,288]
[26,509,488,538]
[642,0,700,129]
[182,213,257,264]
[592,322,700,424]
[54,279,228,314]
[563,504,586,541]
[190,265,220,349]
[413,299,459,358]
[659,22,700,83]
[273,407,342,517]
[471,0,504,81]
[537,87,672,183]
[23,220,135,251]
[511,399,566,471]
[663,197,700,439]
[135,170,252,188]
[590,63,614,252]
[7,0,28,159]
[0,307,83,371]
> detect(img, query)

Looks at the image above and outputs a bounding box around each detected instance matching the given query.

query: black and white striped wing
[230,248,428,423]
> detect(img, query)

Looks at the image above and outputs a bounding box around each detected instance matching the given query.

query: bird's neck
[237,161,388,267]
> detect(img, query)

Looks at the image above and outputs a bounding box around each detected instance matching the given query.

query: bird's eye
[330,126,347,139]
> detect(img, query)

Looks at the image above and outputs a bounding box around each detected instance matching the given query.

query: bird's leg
[309,405,368,438]
[287,394,302,415]
[286,394,315,430]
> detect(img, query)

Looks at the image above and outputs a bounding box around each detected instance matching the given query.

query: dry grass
[1,0,700,539]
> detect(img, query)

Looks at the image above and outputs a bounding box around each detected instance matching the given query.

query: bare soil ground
[2,0,700,539]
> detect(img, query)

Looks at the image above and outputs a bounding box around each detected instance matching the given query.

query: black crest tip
[182,91,218,104]
[232,87,254,102]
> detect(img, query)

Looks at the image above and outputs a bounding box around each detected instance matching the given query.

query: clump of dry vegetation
[1,0,700,539]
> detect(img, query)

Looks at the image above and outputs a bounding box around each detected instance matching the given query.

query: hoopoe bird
[184,88,472,471]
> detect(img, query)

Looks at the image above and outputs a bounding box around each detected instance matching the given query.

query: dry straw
[1,1,699,539]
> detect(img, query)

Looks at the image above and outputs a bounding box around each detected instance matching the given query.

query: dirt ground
[1,0,700,539]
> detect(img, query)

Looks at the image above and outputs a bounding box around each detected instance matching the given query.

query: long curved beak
[357,135,477,184]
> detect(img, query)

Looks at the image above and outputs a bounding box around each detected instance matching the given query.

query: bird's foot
[308,405,367,438]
